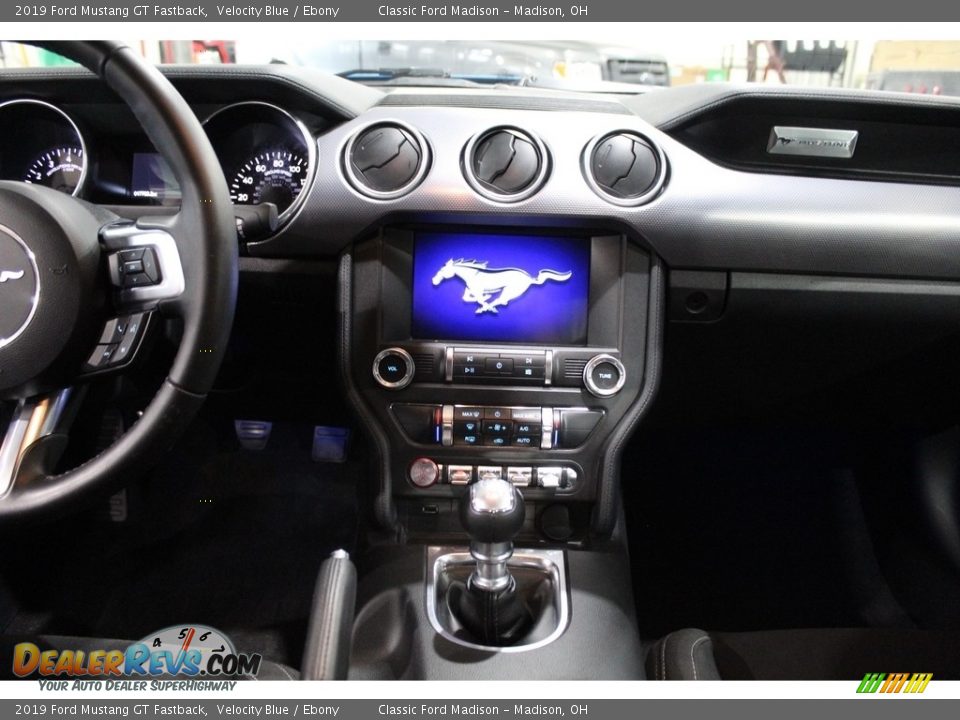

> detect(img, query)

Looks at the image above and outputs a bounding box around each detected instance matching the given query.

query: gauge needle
[180,627,196,654]
[176,626,196,669]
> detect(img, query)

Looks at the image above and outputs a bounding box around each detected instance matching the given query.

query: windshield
[4,39,960,96]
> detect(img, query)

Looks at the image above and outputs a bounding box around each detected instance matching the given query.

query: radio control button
[454,351,489,365]
[453,363,483,379]
[501,352,545,368]
[485,357,514,375]
[514,365,545,380]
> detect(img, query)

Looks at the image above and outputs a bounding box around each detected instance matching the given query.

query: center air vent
[583,131,667,206]
[345,121,430,199]
[463,127,549,202]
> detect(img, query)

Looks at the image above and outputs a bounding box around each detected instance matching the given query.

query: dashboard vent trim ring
[581,129,668,207]
[461,125,551,203]
[342,120,431,201]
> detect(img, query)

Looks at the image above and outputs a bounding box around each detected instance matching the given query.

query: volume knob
[372,347,415,389]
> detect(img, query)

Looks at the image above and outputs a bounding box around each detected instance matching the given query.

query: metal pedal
[234,420,273,450]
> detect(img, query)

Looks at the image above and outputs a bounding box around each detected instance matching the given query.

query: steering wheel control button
[409,458,441,488]
[111,313,146,365]
[584,131,667,206]
[372,347,415,389]
[98,318,122,345]
[85,344,117,369]
[86,313,149,372]
[112,246,162,288]
[583,354,627,397]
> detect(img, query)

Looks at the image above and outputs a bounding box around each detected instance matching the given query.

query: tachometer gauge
[23,145,85,195]
[229,149,308,217]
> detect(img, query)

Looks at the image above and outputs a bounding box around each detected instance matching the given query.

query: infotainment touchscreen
[411,231,590,344]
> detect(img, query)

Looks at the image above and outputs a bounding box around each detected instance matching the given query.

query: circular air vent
[344,121,430,199]
[583,131,667,206]
[463,127,549,202]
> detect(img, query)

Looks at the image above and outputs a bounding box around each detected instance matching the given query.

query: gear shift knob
[459,477,525,593]
[451,477,533,644]
[459,477,525,543]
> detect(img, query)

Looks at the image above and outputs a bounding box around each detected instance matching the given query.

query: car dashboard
[4,63,960,537]
[5,60,960,681]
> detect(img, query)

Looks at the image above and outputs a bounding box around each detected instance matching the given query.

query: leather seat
[648,627,960,680]
[0,635,299,681]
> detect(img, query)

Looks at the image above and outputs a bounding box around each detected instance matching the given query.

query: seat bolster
[646,628,722,680]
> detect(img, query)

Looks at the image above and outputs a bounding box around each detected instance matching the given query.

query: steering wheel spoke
[0,388,80,499]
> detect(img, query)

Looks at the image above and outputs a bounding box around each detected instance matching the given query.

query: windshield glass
[3,39,960,96]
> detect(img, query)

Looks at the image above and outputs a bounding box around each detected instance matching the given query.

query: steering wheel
[0,41,237,519]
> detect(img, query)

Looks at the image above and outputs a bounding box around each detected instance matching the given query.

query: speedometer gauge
[229,149,308,217]
[23,146,85,194]
[203,102,317,236]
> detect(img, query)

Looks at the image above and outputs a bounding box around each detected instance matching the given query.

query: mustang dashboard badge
[432,258,572,314]
[768,126,859,159]
[0,269,24,283]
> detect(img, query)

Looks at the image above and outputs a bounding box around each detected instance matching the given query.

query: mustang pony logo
[0,269,24,283]
[432,259,572,314]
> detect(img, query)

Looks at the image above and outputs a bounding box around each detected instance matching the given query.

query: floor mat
[0,419,360,668]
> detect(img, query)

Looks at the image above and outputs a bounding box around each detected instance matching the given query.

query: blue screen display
[411,231,590,344]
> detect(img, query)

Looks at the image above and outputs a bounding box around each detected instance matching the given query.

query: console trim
[425,545,569,654]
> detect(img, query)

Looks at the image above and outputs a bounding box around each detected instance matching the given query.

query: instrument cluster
[0,98,317,238]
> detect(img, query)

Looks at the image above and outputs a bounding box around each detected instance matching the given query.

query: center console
[342,224,660,540]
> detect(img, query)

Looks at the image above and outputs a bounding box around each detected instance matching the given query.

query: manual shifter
[449,476,533,646]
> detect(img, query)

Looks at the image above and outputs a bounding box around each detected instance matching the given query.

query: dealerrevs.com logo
[857,673,933,694]
[13,625,262,686]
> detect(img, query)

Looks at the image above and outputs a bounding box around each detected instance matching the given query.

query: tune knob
[372,347,415,389]
[582,354,626,397]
